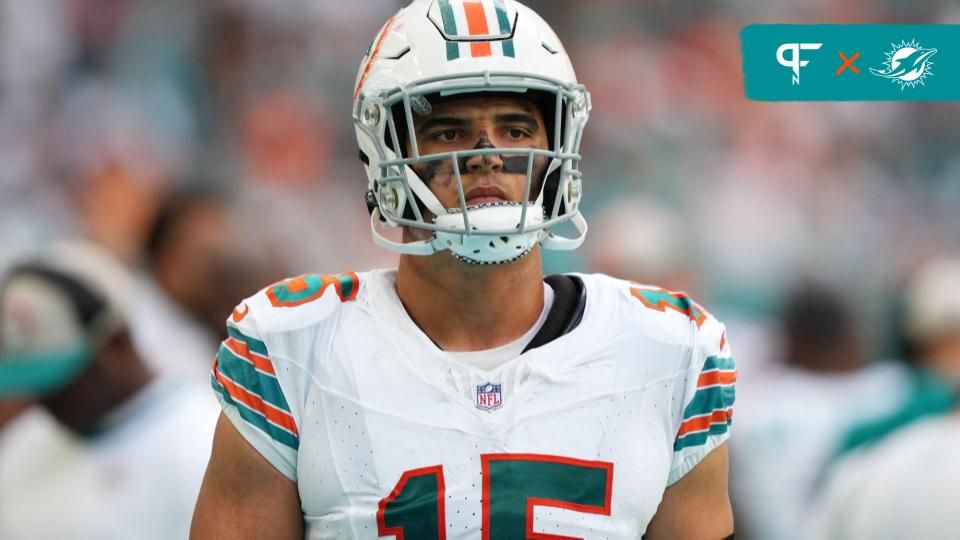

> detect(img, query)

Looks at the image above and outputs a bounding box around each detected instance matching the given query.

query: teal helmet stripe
[437,0,460,60]
[493,0,515,57]
[0,346,92,397]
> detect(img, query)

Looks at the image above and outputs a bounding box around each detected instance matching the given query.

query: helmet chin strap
[541,211,588,251]
[370,208,437,255]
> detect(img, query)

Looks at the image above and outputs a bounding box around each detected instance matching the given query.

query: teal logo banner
[742,25,960,101]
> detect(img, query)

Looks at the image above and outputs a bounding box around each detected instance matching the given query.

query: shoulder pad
[628,284,711,328]
[229,272,362,335]
[621,281,727,352]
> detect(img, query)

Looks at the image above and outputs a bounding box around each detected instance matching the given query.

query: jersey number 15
[377,453,614,540]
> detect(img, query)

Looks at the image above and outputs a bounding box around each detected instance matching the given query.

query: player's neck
[396,247,545,352]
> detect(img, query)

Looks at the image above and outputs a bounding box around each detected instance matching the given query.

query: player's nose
[465,133,503,173]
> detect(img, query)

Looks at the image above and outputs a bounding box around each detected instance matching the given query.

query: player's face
[410,96,550,210]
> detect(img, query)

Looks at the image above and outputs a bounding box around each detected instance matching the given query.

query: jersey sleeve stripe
[701,355,736,372]
[673,419,732,451]
[697,369,737,388]
[682,384,735,420]
[673,355,737,452]
[211,373,300,450]
[212,365,297,434]
[216,342,289,411]
[211,362,300,439]
[223,337,276,376]
[226,324,270,356]
[677,408,734,438]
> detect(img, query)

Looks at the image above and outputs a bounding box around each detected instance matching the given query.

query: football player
[192,1,736,538]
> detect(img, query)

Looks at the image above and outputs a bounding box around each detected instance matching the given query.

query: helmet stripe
[354,13,400,100]
[437,0,461,60]
[463,2,492,57]
[492,0,515,57]
[440,0,514,60]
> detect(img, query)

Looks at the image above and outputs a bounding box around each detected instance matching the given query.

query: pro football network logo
[476,382,502,411]
[870,39,937,89]
[776,42,823,85]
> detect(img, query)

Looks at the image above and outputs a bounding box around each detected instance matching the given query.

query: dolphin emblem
[870,46,937,83]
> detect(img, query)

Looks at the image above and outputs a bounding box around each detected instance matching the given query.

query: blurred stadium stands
[1,1,959,538]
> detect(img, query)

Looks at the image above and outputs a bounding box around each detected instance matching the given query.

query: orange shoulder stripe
[213,366,298,435]
[677,408,733,438]
[224,337,277,376]
[697,370,738,388]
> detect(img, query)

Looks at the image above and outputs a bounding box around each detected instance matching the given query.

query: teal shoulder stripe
[682,385,735,420]
[702,355,736,372]
[211,375,299,450]
[437,0,460,60]
[674,422,731,451]
[226,324,269,356]
[217,344,291,413]
[493,0,515,57]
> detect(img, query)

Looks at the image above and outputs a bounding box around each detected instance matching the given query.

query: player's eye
[505,127,532,140]
[432,129,460,143]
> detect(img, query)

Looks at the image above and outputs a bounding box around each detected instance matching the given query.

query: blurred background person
[804,406,960,540]
[833,255,960,454]
[803,255,960,540]
[0,397,32,428]
[901,255,960,398]
[0,241,218,540]
[728,280,912,540]
[130,185,284,380]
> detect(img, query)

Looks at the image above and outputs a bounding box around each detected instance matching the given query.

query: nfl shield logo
[476,382,502,411]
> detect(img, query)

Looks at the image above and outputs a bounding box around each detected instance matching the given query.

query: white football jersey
[212,269,735,539]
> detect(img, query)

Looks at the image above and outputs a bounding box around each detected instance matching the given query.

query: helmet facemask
[356,71,590,265]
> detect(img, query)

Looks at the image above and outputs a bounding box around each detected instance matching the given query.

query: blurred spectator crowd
[1,0,959,539]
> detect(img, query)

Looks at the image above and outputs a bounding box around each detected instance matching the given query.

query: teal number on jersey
[630,287,707,328]
[377,466,446,540]
[377,454,613,539]
[267,272,359,307]
[483,454,613,539]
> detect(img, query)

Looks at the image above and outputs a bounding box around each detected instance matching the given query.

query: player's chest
[296,362,677,538]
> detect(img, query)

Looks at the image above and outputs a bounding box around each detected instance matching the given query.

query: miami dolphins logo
[870,39,937,89]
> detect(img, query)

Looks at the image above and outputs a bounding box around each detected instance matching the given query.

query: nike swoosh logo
[232,303,250,322]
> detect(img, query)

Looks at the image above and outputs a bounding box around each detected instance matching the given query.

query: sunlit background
[1,1,959,539]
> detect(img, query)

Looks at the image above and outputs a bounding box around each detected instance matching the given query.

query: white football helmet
[353,0,590,265]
